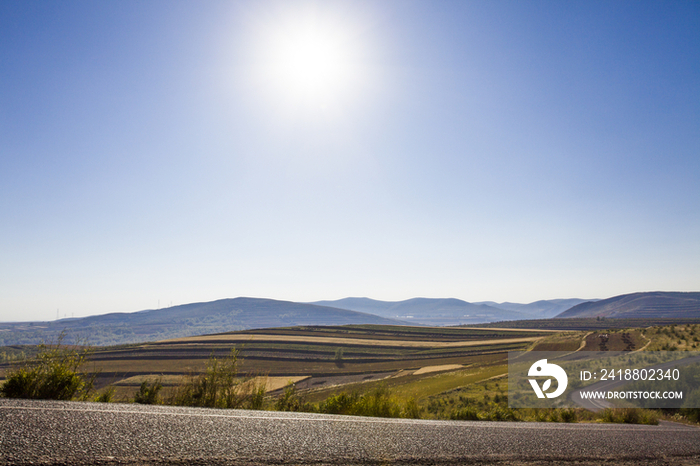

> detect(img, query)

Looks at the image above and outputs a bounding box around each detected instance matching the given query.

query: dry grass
[530,332,586,352]
[645,324,700,351]
[413,364,464,375]
[113,374,185,386]
[249,376,310,392]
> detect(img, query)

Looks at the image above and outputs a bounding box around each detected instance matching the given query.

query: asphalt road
[1,399,700,466]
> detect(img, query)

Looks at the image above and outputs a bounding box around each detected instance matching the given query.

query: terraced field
[3,324,667,406]
[66,325,554,399]
[3,323,694,423]
[298,328,645,405]
[473,317,700,330]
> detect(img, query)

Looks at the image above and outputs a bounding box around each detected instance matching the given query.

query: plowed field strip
[164,334,542,348]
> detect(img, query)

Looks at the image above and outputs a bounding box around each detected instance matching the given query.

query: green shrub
[638,409,659,425]
[94,386,115,403]
[170,349,242,408]
[681,408,700,423]
[530,408,549,422]
[600,409,615,423]
[134,379,162,404]
[450,407,479,421]
[275,383,308,412]
[599,408,658,425]
[483,405,518,421]
[247,381,266,410]
[354,385,400,418]
[314,385,409,418]
[0,334,95,401]
[164,349,267,410]
[319,392,360,415]
[560,408,577,423]
[621,408,640,424]
[403,398,422,419]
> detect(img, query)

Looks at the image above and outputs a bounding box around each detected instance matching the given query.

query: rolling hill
[556,291,700,319]
[4,292,697,348]
[313,297,592,325]
[311,297,529,325]
[0,298,403,346]
[473,298,591,318]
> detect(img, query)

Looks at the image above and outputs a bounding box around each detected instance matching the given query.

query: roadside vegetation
[1,323,698,426]
[166,348,266,409]
[265,377,662,425]
[272,383,422,418]
[417,376,660,424]
[0,333,104,401]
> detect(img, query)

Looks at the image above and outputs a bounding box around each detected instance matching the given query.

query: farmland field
[0,325,556,400]
[2,323,687,405]
[2,322,698,423]
[472,317,700,331]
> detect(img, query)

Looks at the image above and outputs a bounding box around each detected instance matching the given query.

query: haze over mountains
[0,298,400,346]
[311,297,589,325]
[1,292,698,347]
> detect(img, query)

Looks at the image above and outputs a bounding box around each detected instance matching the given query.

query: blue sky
[1,0,698,321]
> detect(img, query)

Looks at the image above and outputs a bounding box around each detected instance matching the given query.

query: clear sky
[1,0,699,322]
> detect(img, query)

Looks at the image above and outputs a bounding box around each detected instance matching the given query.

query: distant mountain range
[311,297,590,325]
[556,292,700,319]
[475,299,590,319]
[1,292,698,347]
[0,298,401,346]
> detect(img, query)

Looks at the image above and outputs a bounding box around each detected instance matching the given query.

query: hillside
[471,317,700,331]
[313,297,590,325]
[0,298,403,346]
[556,291,700,319]
[31,324,551,399]
[311,297,528,325]
[474,298,590,318]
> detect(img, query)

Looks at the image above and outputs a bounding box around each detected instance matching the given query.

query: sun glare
[276,31,343,97]
[250,8,370,117]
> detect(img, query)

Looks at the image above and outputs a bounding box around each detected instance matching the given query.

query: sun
[249,8,369,116]
[274,29,344,99]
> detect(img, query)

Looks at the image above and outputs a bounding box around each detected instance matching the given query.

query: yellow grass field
[413,364,464,375]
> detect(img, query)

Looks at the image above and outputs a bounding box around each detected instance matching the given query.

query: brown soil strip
[164,334,542,348]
